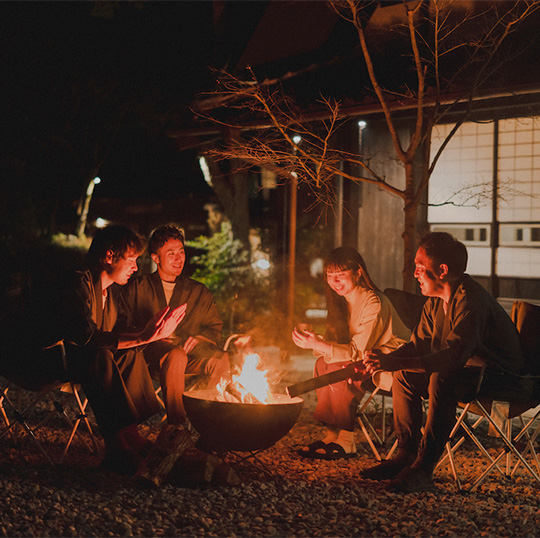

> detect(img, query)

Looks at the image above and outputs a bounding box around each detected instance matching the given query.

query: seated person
[292,247,410,460]
[362,232,525,492]
[119,224,229,428]
[1,225,186,474]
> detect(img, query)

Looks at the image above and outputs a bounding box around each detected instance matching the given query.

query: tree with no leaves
[195,0,540,291]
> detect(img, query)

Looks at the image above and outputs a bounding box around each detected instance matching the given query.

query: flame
[216,352,272,404]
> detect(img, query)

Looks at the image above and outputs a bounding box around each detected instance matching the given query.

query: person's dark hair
[419,232,468,277]
[86,225,145,272]
[148,224,185,256]
[323,247,379,344]
[323,246,379,292]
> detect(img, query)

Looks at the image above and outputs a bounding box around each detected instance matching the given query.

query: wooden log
[225,382,263,404]
[135,424,193,489]
[167,448,222,487]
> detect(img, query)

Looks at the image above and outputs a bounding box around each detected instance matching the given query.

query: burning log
[225,382,263,405]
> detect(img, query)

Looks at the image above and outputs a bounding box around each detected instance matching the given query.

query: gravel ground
[1,363,540,538]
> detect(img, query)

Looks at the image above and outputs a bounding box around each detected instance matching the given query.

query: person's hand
[143,303,187,343]
[183,335,200,354]
[291,326,321,350]
[363,350,401,374]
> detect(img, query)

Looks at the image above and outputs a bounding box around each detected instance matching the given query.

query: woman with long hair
[292,246,409,459]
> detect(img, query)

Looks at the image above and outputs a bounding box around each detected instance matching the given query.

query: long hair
[323,247,380,344]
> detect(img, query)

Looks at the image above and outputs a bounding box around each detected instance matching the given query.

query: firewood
[135,424,193,489]
[225,382,263,404]
[167,448,222,487]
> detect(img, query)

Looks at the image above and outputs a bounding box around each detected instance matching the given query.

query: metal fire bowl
[183,389,304,452]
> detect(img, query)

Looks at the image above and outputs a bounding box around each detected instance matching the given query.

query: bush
[187,222,275,341]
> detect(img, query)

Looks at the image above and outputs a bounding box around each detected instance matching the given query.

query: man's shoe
[360,452,415,481]
[388,466,435,493]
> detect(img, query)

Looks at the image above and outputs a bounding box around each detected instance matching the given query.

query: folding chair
[356,289,427,460]
[438,300,540,491]
[357,374,393,461]
[0,342,102,465]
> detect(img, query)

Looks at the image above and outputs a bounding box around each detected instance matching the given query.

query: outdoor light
[253,258,271,270]
[358,120,367,129]
[85,176,101,196]
[198,156,213,186]
[95,217,108,228]
[77,175,102,237]
[292,135,302,145]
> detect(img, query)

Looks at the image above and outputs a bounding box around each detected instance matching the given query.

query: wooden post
[287,173,297,337]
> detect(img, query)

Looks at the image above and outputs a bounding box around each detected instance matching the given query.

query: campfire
[183,351,303,453]
[216,352,277,405]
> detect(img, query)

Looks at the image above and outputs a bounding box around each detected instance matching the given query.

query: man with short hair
[2,225,186,474]
[362,232,525,492]
[120,224,229,428]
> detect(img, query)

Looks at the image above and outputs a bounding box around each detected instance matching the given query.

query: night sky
[1,1,218,207]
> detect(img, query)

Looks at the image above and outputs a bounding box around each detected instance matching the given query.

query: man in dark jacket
[2,225,186,474]
[120,224,229,427]
[362,232,525,492]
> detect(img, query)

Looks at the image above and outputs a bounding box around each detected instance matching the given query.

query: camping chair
[0,341,101,465]
[438,300,540,491]
[356,288,427,460]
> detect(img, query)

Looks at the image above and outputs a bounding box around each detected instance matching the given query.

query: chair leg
[0,386,18,444]
[58,384,102,463]
[357,389,393,461]
[469,401,540,490]
[0,388,56,465]
[508,411,540,479]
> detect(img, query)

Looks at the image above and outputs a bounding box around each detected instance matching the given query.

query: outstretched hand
[143,303,187,344]
[291,326,321,350]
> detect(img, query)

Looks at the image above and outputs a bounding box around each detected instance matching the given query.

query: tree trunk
[205,130,250,249]
[402,161,419,293]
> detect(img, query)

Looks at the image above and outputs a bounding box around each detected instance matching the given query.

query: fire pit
[183,389,303,453]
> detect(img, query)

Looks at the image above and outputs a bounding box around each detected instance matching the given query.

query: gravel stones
[1,380,540,536]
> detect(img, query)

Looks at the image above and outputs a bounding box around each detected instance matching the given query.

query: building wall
[355,120,406,291]
[428,116,540,299]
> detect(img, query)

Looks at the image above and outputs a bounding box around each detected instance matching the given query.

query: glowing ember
[217,353,275,404]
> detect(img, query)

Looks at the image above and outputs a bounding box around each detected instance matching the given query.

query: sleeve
[387,300,435,359]
[117,280,136,332]
[349,293,389,352]
[193,290,223,345]
[60,272,119,350]
[418,295,486,375]
[321,292,387,363]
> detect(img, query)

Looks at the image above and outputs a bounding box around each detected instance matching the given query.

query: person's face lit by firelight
[326,269,360,297]
[152,238,186,282]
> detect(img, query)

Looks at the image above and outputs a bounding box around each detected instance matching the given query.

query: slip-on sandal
[323,442,357,460]
[297,440,328,458]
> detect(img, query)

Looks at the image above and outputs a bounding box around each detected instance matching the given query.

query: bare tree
[195,0,540,291]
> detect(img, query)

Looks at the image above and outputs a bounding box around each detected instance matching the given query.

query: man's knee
[206,352,230,377]
[161,347,188,371]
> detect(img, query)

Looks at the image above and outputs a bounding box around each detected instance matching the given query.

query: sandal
[298,440,328,458]
[323,442,357,460]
